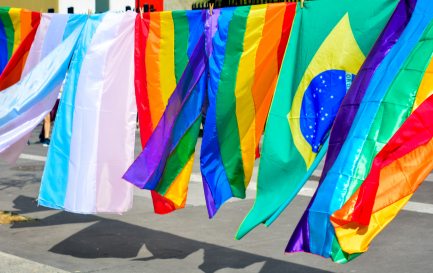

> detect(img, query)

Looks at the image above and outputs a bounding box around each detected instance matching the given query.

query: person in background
[38,92,60,147]
[39,114,51,147]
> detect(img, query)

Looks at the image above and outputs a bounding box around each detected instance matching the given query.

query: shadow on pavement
[10,195,332,273]
[0,172,41,190]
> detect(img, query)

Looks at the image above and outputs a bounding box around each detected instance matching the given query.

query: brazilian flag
[237,0,398,247]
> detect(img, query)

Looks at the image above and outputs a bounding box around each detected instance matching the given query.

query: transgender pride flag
[0,14,85,164]
[39,12,137,214]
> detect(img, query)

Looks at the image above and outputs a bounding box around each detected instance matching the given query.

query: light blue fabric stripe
[308,0,433,258]
[39,15,104,210]
[62,14,88,40]
[0,25,84,128]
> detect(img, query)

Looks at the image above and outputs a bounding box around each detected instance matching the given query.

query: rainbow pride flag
[331,94,433,255]
[287,0,433,263]
[123,30,207,211]
[124,2,296,216]
[237,0,397,240]
[201,2,295,217]
[134,9,206,213]
[0,7,40,74]
[134,10,205,146]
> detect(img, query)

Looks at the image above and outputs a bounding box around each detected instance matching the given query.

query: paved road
[1,127,432,273]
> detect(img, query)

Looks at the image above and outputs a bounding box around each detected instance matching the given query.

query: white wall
[58,0,192,13]
[58,0,135,13]
[109,0,135,11]
[59,0,95,14]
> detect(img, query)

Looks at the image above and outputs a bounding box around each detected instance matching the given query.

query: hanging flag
[126,3,293,214]
[148,10,211,211]
[0,16,85,164]
[123,31,207,209]
[39,12,137,214]
[201,2,295,218]
[331,93,433,254]
[134,9,206,213]
[0,14,84,163]
[0,7,39,74]
[287,0,433,263]
[331,91,433,253]
[237,0,397,240]
[287,0,417,262]
[38,14,104,210]
[135,10,205,145]
[333,56,433,228]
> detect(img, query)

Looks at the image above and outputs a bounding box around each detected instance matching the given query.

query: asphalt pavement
[1,126,432,273]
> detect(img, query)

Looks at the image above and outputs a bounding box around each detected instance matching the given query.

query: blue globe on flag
[300,70,355,152]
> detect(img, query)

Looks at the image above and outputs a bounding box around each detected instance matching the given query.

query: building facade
[0,0,136,13]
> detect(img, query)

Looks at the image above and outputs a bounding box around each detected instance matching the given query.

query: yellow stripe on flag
[159,11,176,106]
[235,5,267,186]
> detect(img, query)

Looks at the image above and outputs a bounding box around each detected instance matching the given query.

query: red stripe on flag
[277,3,296,70]
[134,13,177,214]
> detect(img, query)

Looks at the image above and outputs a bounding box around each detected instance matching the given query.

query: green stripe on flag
[173,10,190,84]
[156,117,202,195]
[216,6,250,198]
[0,7,14,58]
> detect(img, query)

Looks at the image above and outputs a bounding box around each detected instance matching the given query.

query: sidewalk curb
[0,251,69,273]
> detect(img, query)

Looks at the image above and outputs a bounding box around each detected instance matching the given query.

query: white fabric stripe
[40,14,69,59]
[20,14,52,78]
[94,12,136,213]
[64,12,136,214]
